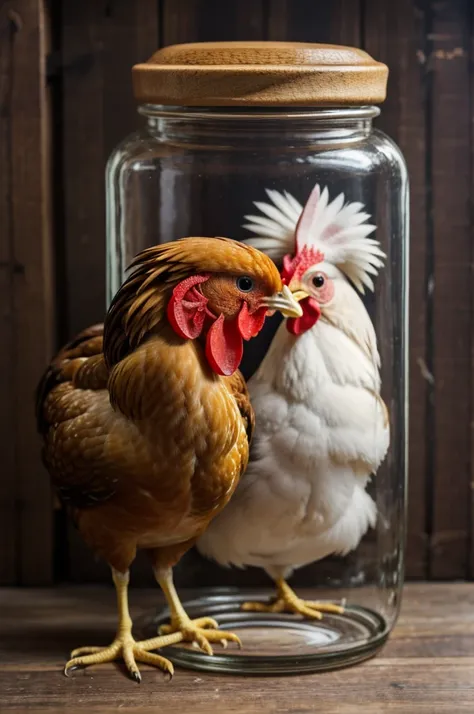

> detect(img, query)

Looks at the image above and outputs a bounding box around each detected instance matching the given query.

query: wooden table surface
[1,583,474,713]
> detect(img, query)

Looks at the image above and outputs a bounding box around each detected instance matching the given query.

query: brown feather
[36,237,279,574]
[35,324,104,434]
[224,370,255,446]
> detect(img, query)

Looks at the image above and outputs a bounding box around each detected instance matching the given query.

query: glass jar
[106,42,408,674]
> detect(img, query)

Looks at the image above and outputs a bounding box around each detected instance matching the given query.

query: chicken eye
[312,274,325,289]
[236,276,254,293]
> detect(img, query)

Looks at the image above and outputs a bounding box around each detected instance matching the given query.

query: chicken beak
[261,285,303,318]
[290,289,310,303]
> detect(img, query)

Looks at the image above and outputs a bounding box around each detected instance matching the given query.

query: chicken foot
[156,567,241,655]
[242,577,345,620]
[65,570,183,682]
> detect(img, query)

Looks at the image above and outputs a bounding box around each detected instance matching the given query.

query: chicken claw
[242,579,344,620]
[65,631,183,682]
[156,568,241,655]
[159,616,241,656]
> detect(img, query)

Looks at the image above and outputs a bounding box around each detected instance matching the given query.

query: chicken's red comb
[281,245,324,285]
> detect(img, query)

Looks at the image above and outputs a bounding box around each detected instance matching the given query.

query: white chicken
[198,183,390,619]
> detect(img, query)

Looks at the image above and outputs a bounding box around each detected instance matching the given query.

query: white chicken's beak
[290,289,310,303]
[260,284,303,318]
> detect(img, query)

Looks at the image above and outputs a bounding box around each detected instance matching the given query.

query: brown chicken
[36,236,302,682]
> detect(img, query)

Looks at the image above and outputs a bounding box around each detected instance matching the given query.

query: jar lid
[132,41,388,107]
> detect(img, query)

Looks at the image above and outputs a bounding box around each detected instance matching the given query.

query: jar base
[137,590,390,675]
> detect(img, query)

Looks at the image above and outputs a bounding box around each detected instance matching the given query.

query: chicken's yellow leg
[65,569,183,681]
[242,577,345,620]
[156,567,241,655]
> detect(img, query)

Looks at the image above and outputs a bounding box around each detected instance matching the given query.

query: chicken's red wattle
[206,303,267,376]
[237,301,267,340]
[286,297,321,336]
[205,314,244,376]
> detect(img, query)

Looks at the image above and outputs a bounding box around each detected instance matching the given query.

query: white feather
[198,286,390,580]
[243,185,385,293]
[253,201,297,231]
[265,189,302,221]
[197,183,389,585]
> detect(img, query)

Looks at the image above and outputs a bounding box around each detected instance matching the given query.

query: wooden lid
[132,41,388,107]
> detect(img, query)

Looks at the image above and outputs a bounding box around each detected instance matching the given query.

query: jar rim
[137,105,381,121]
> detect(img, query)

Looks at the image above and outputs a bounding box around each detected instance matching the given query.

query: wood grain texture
[62,0,158,335]
[267,0,362,46]
[1,584,474,711]
[429,0,471,579]
[0,5,19,584]
[0,0,54,584]
[132,41,388,106]
[162,0,265,45]
[363,0,429,579]
[102,0,159,158]
[471,0,474,582]
[62,0,107,337]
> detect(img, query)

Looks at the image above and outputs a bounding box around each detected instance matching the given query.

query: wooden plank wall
[0,0,473,584]
[0,0,54,584]
[429,0,471,580]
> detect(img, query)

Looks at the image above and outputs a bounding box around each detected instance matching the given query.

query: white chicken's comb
[243,185,385,293]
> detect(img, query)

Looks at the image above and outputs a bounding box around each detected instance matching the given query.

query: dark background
[0,0,472,585]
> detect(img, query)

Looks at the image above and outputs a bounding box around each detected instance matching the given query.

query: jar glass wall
[106,106,408,673]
